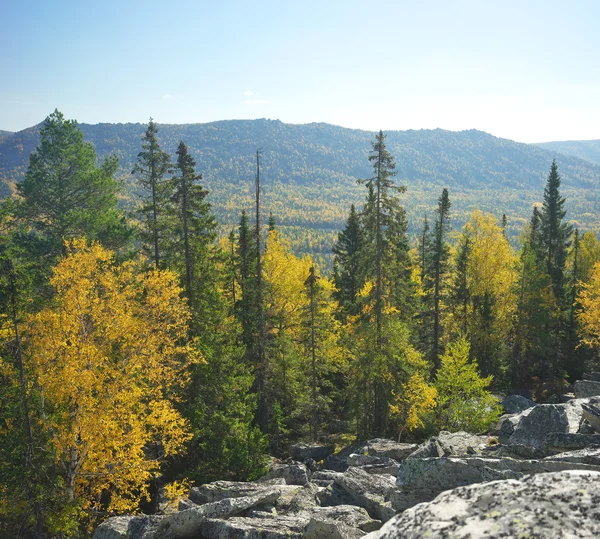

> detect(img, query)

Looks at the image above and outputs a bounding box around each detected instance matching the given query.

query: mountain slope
[1,119,599,267]
[535,139,600,167]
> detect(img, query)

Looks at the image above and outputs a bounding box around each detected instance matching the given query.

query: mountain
[535,139,600,167]
[1,119,599,266]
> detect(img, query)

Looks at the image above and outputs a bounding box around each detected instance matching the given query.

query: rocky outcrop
[582,402,600,432]
[93,515,162,539]
[506,400,584,449]
[334,467,396,522]
[407,430,487,458]
[189,478,286,504]
[574,380,600,398]
[544,432,600,453]
[258,461,312,486]
[366,470,600,538]
[362,439,417,461]
[501,394,535,414]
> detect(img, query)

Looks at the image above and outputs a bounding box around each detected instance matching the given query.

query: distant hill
[535,140,600,167]
[1,119,599,267]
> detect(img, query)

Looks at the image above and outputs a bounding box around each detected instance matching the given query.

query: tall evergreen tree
[540,159,572,304]
[17,110,129,259]
[450,233,471,337]
[332,204,364,318]
[132,118,172,268]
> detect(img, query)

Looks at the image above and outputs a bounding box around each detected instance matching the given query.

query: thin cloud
[243,90,255,96]
[163,94,173,100]
[244,99,269,105]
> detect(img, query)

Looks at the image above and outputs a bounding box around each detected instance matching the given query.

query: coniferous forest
[3,111,600,537]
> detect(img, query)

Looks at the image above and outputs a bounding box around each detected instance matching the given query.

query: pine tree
[17,110,130,259]
[132,118,172,268]
[450,233,471,337]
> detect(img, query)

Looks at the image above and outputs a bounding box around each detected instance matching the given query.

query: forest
[2,117,600,271]
[2,110,600,538]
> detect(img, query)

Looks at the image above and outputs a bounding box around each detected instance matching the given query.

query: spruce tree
[132,118,172,268]
[332,204,364,318]
[450,233,471,337]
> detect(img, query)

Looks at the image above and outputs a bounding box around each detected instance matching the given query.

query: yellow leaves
[579,260,600,348]
[390,372,437,437]
[26,240,197,513]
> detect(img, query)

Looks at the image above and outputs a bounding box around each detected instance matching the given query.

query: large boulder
[93,515,162,539]
[544,432,600,453]
[258,461,311,486]
[366,470,600,538]
[501,394,536,414]
[304,518,364,539]
[154,488,282,539]
[362,439,417,461]
[290,443,335,462]
[334,467,396,522]
[574,380,600,398]
[582,402,600,432]
[545,446,600,466]
[393,455,600,512]
[189,478,286,504]
[583,372,600,382]
[199,515,307,539]
[507,400,584,449]
[407,431,488,459]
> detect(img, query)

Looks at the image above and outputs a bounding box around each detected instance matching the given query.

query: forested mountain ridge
[1,119,599,267]
[536,139,600,166]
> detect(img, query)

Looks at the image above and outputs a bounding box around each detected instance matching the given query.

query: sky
[1,0,599,143]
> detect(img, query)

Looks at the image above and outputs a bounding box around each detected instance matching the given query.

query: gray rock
[200,515,306,539]
[507,400,584,449]
[483,443,546,459]
[544,432,600,453]
[405,438,443,459]
[334,467,396,522]
[358,463,401,476]
[393,455,600,512]
[324,442,366,472]
[363,439,417,461]
[305,518,364,539]
[366,470,600,539]
[312,470,344,481]
[582,402,600,432]
[308,505,381,532]
[501,394,536,414]
[154,488,282,539]
[347,454,398,468]
[407,431,488,459]
[583,372,600,382]
[93,515,163,539]
[290,443,335,462]
[258,462,311,486]
[190,478,286,504]
[177,499,196,511]
[575,379,600,397]
[545,445,600,465]
[495,413,519,442]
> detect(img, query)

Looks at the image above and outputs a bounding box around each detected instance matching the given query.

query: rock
[407,431,487,459]
[155,488,282,539]
[177,499,196,511]
[324,442,366,472]
[363,439,417,461]
[290,443,335,462]
[309,505,381,532]
[317,482,356,507]
[406,438,443,459]
[483,443,546,460]
[200,516,306,539]
[574,379,600,398]
[583,402,600,432]
[507,400,584,449]
[393,455,600,512]
[273,483,320,513]
[334,467,396,522]
[358,463,401,476]
[366,470,600,539]
[576,380,600,398]
[501,394,536,414]
[258,462,311,486]
[93,515,162,539]
[190,478,286,504]
[495,413,520,442]
[347,454,398,468]
[545,446,600,466]
[544,432,600,453]
[305,518,364,539]
[312,470,343,481]
[583,372,600,382]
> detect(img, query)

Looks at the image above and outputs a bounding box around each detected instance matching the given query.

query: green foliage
[434,338,502,433]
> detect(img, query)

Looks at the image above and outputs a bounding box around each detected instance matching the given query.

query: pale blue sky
[1,0,599,142]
